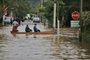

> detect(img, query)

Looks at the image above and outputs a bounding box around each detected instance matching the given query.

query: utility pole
[57,1,60,36]
[53,0,57,29]
[10,8,14,21]
[79,0,83,41]
[40,0,44,23]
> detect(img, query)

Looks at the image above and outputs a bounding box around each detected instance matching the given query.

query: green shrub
[82,11,90,42]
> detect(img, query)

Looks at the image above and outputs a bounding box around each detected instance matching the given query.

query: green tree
[80,11,90,42]
[43,0,66,27]
[0,0,31,17]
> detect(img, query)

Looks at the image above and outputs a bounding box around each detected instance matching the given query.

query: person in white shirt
[11,21,19,32]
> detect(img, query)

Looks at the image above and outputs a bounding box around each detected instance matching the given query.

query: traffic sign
[71,11,80,20]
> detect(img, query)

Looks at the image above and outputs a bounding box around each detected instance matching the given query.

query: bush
[82,11,90,42]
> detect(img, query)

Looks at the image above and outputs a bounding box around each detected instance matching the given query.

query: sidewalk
[46,27,79,38]
[60,28,79,38]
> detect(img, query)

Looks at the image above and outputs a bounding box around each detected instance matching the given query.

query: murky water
[0,24,90,60]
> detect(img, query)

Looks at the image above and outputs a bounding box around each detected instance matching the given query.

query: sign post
[71,11,80,28]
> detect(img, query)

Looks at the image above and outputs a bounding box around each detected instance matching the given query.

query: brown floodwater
[0,25,90,60]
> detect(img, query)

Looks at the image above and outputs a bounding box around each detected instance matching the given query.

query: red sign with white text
[72,11,80,20]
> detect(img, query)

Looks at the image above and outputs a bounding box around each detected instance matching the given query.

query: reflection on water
[0,25,90,60]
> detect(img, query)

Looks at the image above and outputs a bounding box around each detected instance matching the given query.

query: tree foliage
[43,0,90,27]
[43,0,67,27]
[43,0,54,27]
[81,11,90,42]
[0,0,31,17]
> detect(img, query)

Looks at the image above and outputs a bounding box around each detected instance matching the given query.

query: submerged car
[33,17,40,23]
[3,17,11,24]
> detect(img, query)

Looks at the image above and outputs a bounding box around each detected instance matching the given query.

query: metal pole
[53,3,56,29]
[80,0,83,15]
[2,0,4,25]
[56,0,60,36]
[79,0,83,41]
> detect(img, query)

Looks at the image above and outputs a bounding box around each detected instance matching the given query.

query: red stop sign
[71,11,80,20]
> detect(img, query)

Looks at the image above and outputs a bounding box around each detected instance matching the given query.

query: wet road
[0,23,90,60]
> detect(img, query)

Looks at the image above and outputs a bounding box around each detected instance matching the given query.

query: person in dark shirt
[33,24,40,32]
[25,25,32,32]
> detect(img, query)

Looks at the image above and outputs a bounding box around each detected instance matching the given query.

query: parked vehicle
[3,16,11,24]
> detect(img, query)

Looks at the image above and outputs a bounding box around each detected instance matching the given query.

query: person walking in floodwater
[25,25,32,32]
[11,20,19,32]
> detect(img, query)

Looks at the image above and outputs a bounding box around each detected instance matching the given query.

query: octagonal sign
[71,11,80,20]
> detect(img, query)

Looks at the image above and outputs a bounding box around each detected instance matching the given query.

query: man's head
[26,25,29,27]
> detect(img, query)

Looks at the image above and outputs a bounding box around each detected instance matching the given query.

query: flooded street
[0,24,90,60]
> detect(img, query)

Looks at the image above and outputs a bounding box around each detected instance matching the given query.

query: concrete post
[53,3,56,29]
[57,20,60,36]
[2,15,5,25]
